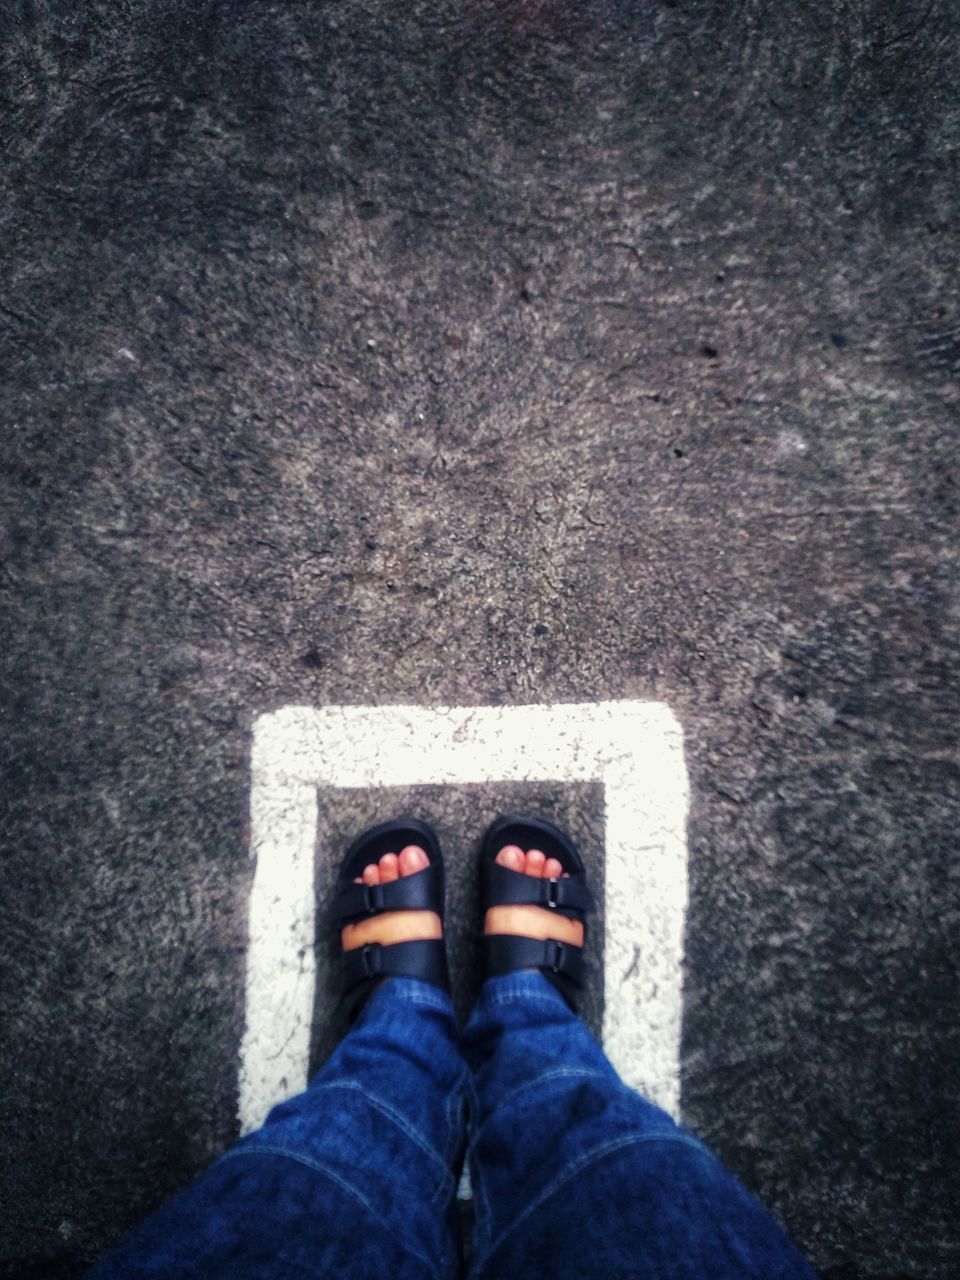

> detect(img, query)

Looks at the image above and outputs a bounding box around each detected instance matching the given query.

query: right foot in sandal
[484,845,585,948]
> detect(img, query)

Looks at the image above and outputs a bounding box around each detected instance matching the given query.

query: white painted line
[240,701,689,1133]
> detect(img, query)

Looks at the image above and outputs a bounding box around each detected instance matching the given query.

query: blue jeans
[88,973,818,1278]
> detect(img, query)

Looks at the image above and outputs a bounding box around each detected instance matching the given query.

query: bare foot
[484,845,585,947]
[341,845,442,954]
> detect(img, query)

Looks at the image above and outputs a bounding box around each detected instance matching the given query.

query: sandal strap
[483,934,587,989]
[342,938,449,995]
[481,859,593,916]
[333,862,443,924]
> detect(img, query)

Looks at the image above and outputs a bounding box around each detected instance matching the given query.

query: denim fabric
[87,974,818,1279]
[463,973,818,1279]
[87,981,467,1279]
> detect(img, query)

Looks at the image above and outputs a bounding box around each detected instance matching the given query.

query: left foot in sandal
[484,845,584,948]
[341,845,443,955]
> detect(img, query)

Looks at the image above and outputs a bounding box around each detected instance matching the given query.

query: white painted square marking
[240,701,689,1132]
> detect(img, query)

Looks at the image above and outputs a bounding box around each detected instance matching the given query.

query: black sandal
[332,817,450,1017]
[480,814,594,1010]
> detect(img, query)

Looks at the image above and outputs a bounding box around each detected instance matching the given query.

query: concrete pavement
[1,1,958,1275]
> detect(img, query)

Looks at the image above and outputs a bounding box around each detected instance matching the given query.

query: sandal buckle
[363,884,384,913]
[548,940,565,973]
[546,877,560,909]
[361,942,382,977]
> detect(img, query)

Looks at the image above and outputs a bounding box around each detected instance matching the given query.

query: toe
[362,862,381,885]
[544,857,563,879]
[398,844,429,875]
[526,848,546,877]
[496,844,525,873]
[379,853,399,882]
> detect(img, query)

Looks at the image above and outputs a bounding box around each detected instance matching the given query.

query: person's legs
[464,831,818,1280]
[463,971,817,1280]
[88,835,466,1280]
[87,979,466,1280]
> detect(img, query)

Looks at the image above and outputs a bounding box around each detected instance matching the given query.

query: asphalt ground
[1,1,959,1276]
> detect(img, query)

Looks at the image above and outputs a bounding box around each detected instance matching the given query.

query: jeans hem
[364,977,456,1016]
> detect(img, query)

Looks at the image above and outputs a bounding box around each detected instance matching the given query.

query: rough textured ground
[1,1,958,1276]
